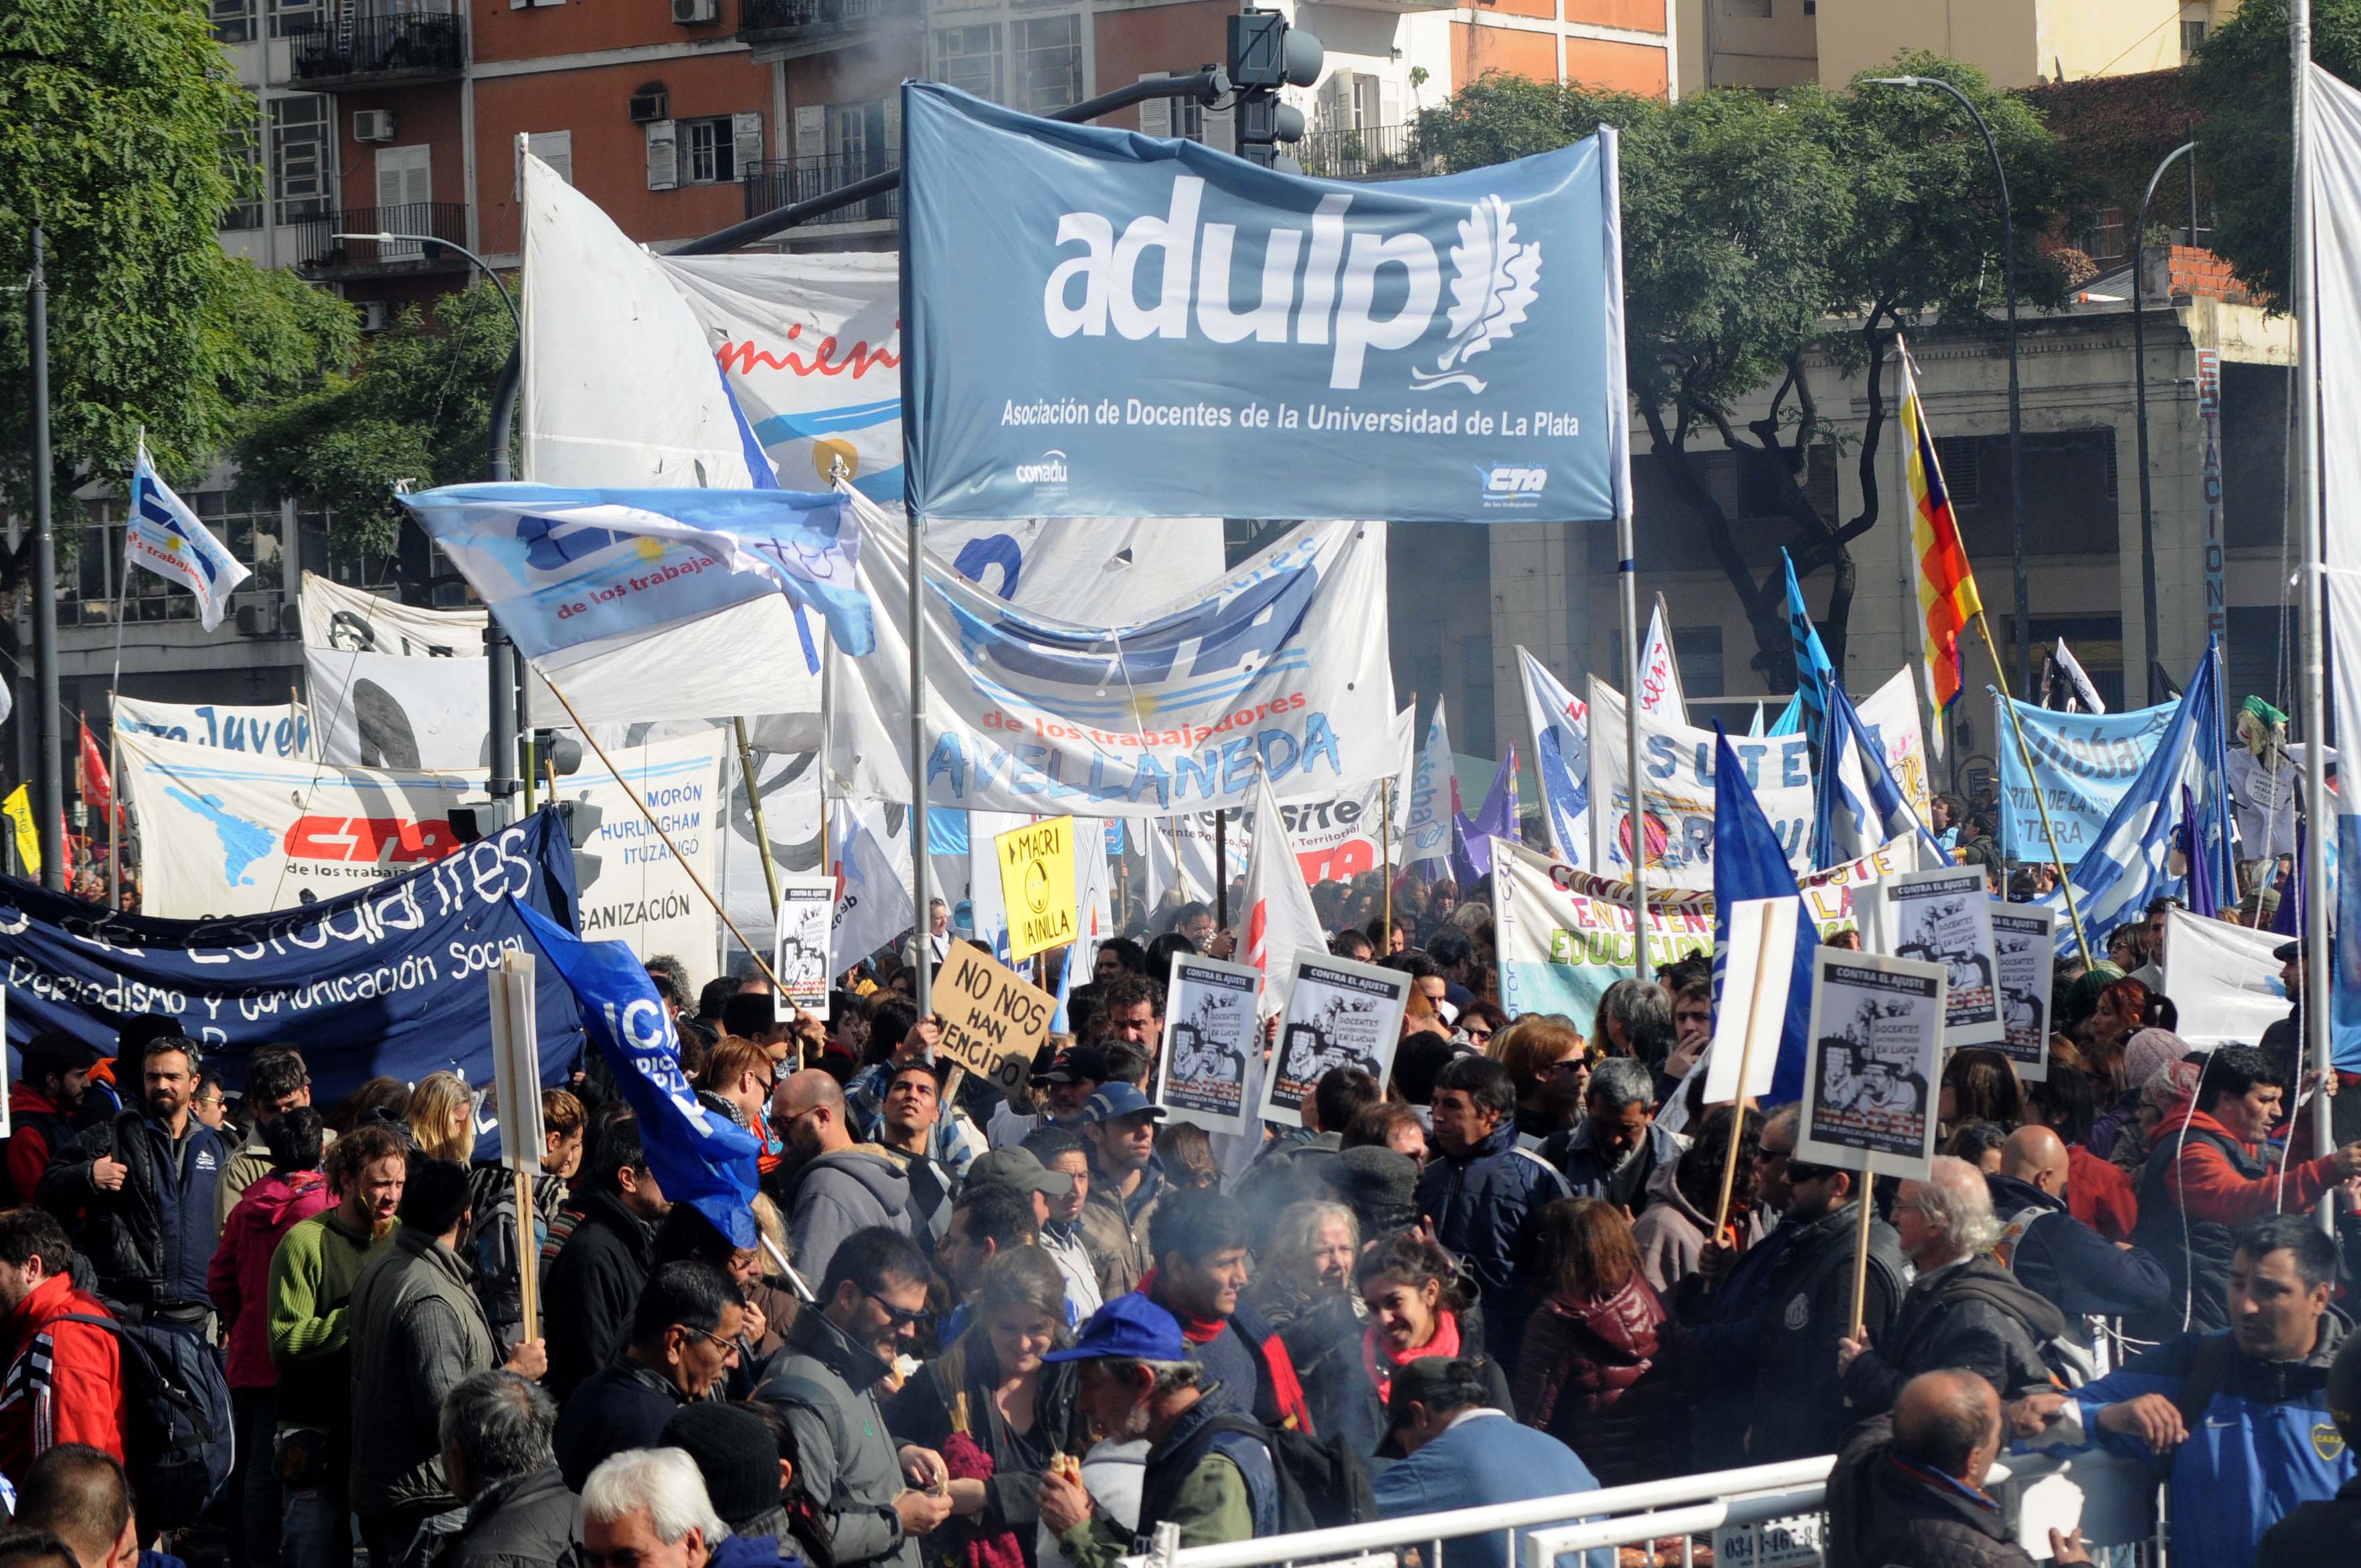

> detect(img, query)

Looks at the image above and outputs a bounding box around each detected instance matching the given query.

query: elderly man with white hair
[1833,1156,2071,1415]
[582,1448,775,1568]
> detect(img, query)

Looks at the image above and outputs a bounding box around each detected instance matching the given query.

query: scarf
[1361,1308,1462,1407]
[1135,1272,1316,1432]
[1138,1268,1227,1344]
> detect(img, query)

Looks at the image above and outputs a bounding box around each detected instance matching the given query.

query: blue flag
[1452,746,1520,885]
[1781,551,1834,747]
[1712,727,1817,1105]
[400,483,873,661]
[1818,680,1947,869]
[1767,694,1804,737]
[514,899,763,1245]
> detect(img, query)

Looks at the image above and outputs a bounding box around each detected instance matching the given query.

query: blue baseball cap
[1043,1293,1188,1363]
[1082,1083,1166,1123]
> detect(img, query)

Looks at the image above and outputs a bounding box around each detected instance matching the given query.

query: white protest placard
[1989,903,2059,1079]
[1703,897,1799,1106]
[935,940,1056,1095]
[2163,907,2291,1047]
[774,875,836,1019]
[487,950,545,1177]
[1799,949,1947,1179]
[1855,865,2002,1047]
[1259,955,1413,1129]
[1154,953,1263,1137]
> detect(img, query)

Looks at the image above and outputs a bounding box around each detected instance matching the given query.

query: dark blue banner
[0,811,586,1103]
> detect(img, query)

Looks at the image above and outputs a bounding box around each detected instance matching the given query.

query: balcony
[742,157,899,232]
[288,12,466,90]
[292,203,472,279]
[739,0,920,61]
[1298,122,1433,182]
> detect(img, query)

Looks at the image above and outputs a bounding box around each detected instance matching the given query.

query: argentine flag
[128,444,250,631]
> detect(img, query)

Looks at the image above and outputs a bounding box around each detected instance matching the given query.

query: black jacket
[552,1357,690,1492]
[37,1108,226,1310]
[1840,1256,2066,1415]
[1749,1203,1907,1463]
[541,1188,657,1403]
[881,1335,1081,1565]
[1414,1120,1569,1364]
[1825,1413,2037,1568]
[430,1464,583,1568]
[2256,1476,2361,1567]
[1984,1172,2169,1321]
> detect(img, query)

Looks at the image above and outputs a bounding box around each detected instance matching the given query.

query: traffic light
[1228,10,1321,170]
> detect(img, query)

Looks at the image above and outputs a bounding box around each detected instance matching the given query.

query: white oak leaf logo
[1413,195,1541,394]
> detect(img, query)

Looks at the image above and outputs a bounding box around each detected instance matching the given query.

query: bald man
[1827,1370,2091,1568]
[773,1068,918,1286]
[1987,1126,2170,1322]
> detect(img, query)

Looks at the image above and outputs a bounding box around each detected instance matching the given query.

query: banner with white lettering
[899,83,1630,523]
[1993,695,2174,865]
[828,494,1395,816]
[114,695,313,762]
[555,731,727,993]
[1587,681,1814,889]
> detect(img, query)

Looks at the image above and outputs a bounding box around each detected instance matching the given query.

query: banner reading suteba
[900,84,1628,524]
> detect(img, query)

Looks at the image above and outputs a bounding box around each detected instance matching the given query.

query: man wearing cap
[1077,1085,1168,1300]
[1023,1130,1105,1326]
[665,1401,815,1565]
[1373,1358,1610,1568]
[984,1046,1109,1153]
[1035,1296,1266,1565]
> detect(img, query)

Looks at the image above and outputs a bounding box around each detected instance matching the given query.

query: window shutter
[1318,72,1349,132]
[883,94,901,153]
[1203,104,1235,155]
[646,120,678,190]
[732,111,764,176]
[529,130,573,185]
[1379,77,1402,127]
[1138,73,1171,137]
[794,104,825,159]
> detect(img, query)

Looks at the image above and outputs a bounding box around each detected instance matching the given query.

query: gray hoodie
[788,1145,918,1288]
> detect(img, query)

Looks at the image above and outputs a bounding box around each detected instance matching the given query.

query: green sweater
[268,1208,395,1427]
[1057,1451,1252,1568]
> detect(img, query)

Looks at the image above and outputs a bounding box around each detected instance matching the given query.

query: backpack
[1179,1413,1376,1535]
[60,1314,234,1531]
[1942,1268,2097,1391]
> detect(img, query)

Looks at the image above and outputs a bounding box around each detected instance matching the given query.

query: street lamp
[1866,74,2031,701]
[2128,141,2199,707]
[331,229,529,810]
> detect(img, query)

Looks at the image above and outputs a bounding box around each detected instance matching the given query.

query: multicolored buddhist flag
[1900,343,1982,717]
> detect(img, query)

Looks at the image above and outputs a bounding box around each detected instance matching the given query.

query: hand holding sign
[935,940,1056,1094]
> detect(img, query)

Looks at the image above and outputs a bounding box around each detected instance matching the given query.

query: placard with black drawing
[1854,865,2002,1047]
[1988,902,2057,1080]
[1798,948,1947,1179]
[1257,955,1413,1129]
[1154,954,1264,1136]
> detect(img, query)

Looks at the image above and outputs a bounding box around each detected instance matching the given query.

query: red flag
[78,721,121,829]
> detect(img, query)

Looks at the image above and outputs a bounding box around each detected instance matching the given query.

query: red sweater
[2065,1144,2138,1243]
[2152,1106,2343,1223]
[209,1170,333,1389]
[0,1273,125,1486]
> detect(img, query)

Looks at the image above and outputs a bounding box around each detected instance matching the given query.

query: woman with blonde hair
[406,1071,474,1164]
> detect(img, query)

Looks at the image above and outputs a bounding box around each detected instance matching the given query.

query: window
[223,96,263,232]
[1725,0,1773,15]
[1012,15,1081,115]
[1674,625,1726,699]
[270,94,332,224]
[211,0,256,43]
[268,0,321,39]
[298,511,398,597]
[2082,205,2127,267]
[686,118,735,184]
[2182,19,2206,57]
[935,25,1002,105]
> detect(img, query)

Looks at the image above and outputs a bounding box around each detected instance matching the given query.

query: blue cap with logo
[1043,1293,1188,1363]
[1081,1083,1167,1123]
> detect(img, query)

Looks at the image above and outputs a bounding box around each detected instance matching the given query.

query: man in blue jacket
[36,1035,226,1336]
[1986,1126,2170,1322]
[1415,1057,1568,1365]
[1373,1357,1609,1568]
[2008,1214,2356,1566]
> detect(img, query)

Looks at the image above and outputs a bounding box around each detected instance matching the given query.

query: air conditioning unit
[628,86,670,123]
[671,0,716,23]
[359,300,392,333]
[353,109,397,143]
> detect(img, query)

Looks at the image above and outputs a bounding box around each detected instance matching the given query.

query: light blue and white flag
[1400,700,1460,882]
[128,444,250,631]
[1818,680,1947,869]
[1767,695,1804,737]
[1710,727,1817,1106]
[1781,549,1834,747]
[1518,648,1589,867]
[1992,695,2175,865]
[400,483,872,660]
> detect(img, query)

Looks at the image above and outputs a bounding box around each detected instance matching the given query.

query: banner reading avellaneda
[898,84,1629,523]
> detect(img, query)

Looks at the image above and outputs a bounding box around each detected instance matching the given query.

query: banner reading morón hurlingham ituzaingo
[899,84,1630,523]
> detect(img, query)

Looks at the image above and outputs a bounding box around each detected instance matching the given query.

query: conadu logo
[1014,450,1070,487]
[1041,177,1542,394]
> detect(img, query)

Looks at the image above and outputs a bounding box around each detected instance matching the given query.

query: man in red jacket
[3,1034,100,1208]
[0,1207,124,1485]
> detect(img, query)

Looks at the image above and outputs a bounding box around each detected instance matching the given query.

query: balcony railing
[739,0,918,52]
[742,157,899,227]
[288,11,466,87]
[1297,121,1431,181]
[292,203,470,274]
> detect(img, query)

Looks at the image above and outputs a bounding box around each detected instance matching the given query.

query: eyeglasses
[865,1289,932,1330]
[1541,1057,1589,1079]
[1464,1025,1495,1043]
[680,1324,743,1361]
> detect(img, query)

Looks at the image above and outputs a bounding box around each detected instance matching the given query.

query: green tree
[0,0,357,573]
[1419,56,2075,681]
[2190,0,2361,302]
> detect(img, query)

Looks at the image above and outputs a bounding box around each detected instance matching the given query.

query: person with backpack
[0,1209,124,1486]
[3,1034,100,1209]
[1036,1294,1371,1567]
[1134,1188,1312,1432]
[1984,1127,2169,1323]
[1371,1357,1611,1568]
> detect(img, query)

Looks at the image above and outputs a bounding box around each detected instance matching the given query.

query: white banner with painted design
[1586,679,1814,889]
[114,695,313,762]
[1852,668,1934,827]
[554,730,729,993]
[307,646,490,772]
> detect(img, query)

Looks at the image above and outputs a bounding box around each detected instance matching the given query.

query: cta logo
[1013,450,1069,488]
[1043,179,1541,394]
[283,816,463,865]
[1479,464,1549,508]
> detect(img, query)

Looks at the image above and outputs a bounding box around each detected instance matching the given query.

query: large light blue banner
[1994,695,2175,863]
[899,84,1629,523]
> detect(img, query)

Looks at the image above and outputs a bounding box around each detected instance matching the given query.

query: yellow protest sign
[3,785,39,877]
[934,940,1055,1093]
[994,816,1076,962]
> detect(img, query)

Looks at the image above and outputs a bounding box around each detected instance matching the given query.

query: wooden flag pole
[1708,935,1780,1239]
[1381,779,1394,940]
[1972,613,2095,966]
[1849,1154,1878,1338]
[732,716,782,922]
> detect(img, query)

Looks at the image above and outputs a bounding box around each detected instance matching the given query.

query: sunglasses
[865,1289,932,1330]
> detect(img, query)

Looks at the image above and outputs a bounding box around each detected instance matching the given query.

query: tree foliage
[2191,0,2361,303]
[234,283,517,555]
[1419,56,2077,682]
[0,0,356,582]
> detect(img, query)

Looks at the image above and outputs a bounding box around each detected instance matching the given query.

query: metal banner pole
[909,513,932,1019]
[1617,510,1650,979]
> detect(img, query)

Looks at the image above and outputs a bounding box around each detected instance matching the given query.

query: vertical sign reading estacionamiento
[899,84,1630,524]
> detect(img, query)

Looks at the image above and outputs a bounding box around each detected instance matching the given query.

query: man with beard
[267,1122,407,1568]
[774,1070,919,1288]
[3,1033,100,1209]
[37,1035,226,1336]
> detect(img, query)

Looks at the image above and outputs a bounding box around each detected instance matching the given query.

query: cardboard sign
[1989,903,2058,1079]
[935,939,1055,1094]
[1798,948,1947,1178]
[775,875,837,1018]
[487,950,545,1177]
[1856,865,2002,1047]
[1702,897,1799,1106]
[1258,955,1413,1128]
[996,817,1077,962]
[1156,954,1265,1137]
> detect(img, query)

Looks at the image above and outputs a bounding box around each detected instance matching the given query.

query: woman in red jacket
[1513,1197,1681,1485]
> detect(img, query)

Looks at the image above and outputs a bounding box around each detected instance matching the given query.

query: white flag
[830,802,913,970]
[2054,638,2107,714]
[128,444,250,632]
[1638,598,1688,724]
[1244,773,1327,1019]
